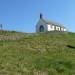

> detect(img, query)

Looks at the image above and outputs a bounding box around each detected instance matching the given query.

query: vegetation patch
[0,31,75,75]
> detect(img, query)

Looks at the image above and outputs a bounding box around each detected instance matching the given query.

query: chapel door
[40,25,44,32]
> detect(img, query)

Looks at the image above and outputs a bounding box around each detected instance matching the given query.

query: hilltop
[0,31,75,75]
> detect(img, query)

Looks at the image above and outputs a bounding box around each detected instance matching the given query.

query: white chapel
[36,14,67,32]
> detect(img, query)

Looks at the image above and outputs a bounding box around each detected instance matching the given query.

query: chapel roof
[40,13,66,28]
[42,18,65,28]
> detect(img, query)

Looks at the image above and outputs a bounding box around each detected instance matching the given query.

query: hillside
[0,31,75,75]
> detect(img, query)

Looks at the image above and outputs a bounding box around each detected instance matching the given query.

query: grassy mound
[0,31,75,75]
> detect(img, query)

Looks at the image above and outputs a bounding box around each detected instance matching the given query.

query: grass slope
[0,31,75,75]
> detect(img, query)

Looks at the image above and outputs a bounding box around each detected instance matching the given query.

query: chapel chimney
[40,13,43,19]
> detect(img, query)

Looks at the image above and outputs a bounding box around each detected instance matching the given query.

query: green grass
[0,31,75,75]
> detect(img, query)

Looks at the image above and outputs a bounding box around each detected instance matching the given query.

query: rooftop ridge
[42,18,65,28]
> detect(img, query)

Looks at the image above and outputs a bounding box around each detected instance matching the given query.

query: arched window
[39,25,44,32]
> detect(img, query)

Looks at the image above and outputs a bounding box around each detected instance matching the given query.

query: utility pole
[0,24,3,30]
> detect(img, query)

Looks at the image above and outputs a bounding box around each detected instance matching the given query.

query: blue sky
[0,0,75,33]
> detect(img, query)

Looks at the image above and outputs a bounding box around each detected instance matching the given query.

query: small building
[36,14,67,32]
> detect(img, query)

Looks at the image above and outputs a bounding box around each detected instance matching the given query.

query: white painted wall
[61,28,64,31]
[56,26,61,31]
[61,28,67,31]
[64,28,67,31]
[47,24,55,31]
